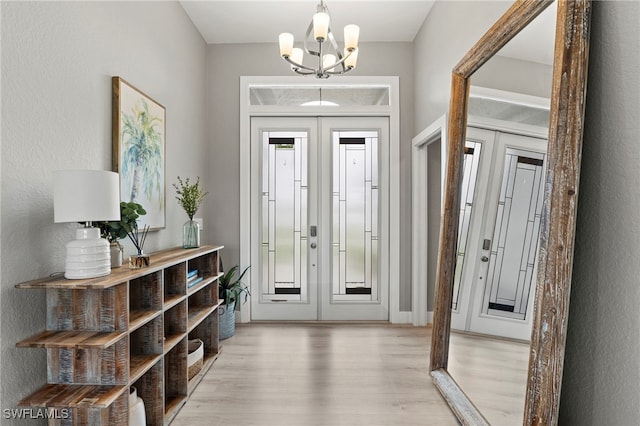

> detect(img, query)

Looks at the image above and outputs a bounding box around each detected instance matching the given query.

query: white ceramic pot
[129,386,146,426]
[110,243,123,268]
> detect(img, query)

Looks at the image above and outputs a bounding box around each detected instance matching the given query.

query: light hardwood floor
[173,323,528,426]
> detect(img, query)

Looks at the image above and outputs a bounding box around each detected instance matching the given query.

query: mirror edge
[429,0,591,425]
[524,0,591,423]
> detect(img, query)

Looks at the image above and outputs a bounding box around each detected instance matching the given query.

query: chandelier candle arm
[278,0,359,79]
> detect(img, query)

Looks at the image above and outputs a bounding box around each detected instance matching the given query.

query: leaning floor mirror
[430,0,590,425]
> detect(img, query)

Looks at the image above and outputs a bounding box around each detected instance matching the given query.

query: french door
[451,126,547,340]
[250,116,389,321]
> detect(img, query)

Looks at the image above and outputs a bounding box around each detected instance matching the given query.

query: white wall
[413,1,511,133]
[473,55,552,99]
[560,1,640,424]
[0,2,207,423]
[206,41,416,310]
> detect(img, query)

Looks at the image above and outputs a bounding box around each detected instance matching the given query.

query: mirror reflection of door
[451,124,547,340]
[250,116,390,321]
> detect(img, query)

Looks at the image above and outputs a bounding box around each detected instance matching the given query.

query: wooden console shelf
[15,245,223,425]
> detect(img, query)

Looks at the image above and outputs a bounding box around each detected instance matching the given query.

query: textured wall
[206,42,416,311]
[559,1,640,424]
[1,2,207,423]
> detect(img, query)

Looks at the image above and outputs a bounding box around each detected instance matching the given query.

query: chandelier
[278,0,360,79]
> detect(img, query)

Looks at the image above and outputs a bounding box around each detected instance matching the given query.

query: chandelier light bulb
[313,12,330,41]
[291,48,304,69]
[344,24,360,51]
[279,33,294,57]
[344,48,358,69]
[323,54,336,69]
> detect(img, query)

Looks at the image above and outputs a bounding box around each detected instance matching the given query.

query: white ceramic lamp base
[64,227,111,279]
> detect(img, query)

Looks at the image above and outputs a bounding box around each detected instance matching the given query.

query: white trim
[239,76,401,323]
[394,311,413,324]
[387,78,401,324]
[468,115,549,139]
[240,78,251,323]
[411,114,447,327]
[470,86,551,110]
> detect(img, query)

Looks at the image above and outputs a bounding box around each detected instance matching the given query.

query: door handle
[310,243,317,249]
[481,256,489,262]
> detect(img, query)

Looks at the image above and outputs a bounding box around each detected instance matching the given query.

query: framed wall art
[112,76,166,230]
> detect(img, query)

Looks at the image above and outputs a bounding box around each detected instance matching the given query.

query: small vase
[183,220,201,249]
[129,386,146,426]
[110,243,123,268]
[129,252,150,269]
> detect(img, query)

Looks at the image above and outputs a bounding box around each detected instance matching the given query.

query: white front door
[451,126,547,340]
[250,116,389,321]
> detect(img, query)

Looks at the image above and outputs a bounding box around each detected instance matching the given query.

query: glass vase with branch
[126,219,151,269]
[173,176,208,249]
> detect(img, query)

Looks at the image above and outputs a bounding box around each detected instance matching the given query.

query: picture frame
[112,76,166,230]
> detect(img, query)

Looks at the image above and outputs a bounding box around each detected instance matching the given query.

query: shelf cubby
[129,271,163,328]
[47,283,128,332]
[133,358,164,426]
[187,309,220,395]
[164,262,187,308]
[19,383,129,426]
[164,301,187,353]
[164,338,188,424]
[187,250,219,283]
[47,337,129,385]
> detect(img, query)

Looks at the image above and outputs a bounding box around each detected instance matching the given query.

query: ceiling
[179,0,436,44]
[179,0,556,65]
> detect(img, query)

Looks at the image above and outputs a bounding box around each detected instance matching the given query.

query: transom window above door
[249,86,390,107]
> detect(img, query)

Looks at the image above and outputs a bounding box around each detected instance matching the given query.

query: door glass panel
[483,148,546,319]
[452,141,483,310]
[332,131,378,301]
[261,132,308,302]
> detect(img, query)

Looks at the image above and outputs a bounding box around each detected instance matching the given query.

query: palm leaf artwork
[120,99,163,210]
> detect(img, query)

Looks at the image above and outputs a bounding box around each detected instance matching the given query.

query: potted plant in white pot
[218,263,250,340]
[173,176,208,249]
[94,201,146,268]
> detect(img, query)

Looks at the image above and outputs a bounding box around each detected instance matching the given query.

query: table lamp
[53,170,121,279]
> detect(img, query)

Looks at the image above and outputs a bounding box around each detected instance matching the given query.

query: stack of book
[187,269,203,288]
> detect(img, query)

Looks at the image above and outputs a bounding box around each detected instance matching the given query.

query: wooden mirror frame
[429,0,591,424]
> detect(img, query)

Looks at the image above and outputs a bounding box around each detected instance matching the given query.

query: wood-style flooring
[173,323,528,426]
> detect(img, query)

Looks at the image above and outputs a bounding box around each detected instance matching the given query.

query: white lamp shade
[313,12,330,40]
[344,24,360,50]
[291,48,304,68]
[53,170,120,223]
[344,47,358,69]
[323,54,336,69]
[279,33,294,57]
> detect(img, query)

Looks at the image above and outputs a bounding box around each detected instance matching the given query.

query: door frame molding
[239,76,401,323]
[411,114,448,326]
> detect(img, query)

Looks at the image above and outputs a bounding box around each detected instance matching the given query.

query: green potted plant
[94,201,146,268]
[173,176,208,249]
[218,263,250,339]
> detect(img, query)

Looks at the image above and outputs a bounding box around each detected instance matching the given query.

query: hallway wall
[560,1,640,423]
